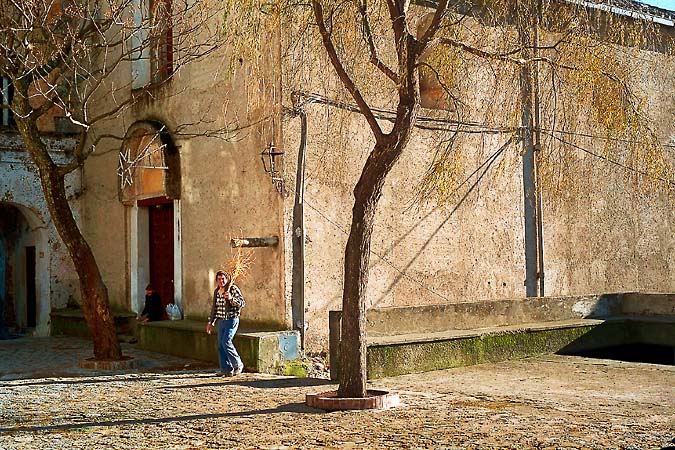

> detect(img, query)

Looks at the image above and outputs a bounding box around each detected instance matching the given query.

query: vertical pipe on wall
[518,0,539,298]
[291,108,308,350]
[130,203,140,314]
[532,1,545,297]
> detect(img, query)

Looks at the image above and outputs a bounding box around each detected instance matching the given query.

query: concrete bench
[51,308,137,339]
[50,309,299,374]
[138,320,299,373]
[329,292,675,380]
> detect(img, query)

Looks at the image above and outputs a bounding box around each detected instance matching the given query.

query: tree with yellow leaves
[222,0,673,398]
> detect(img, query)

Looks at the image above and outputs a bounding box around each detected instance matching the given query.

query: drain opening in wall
[559,343,674,366]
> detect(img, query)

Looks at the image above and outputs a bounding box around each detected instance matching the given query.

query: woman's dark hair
[145,283,153,291]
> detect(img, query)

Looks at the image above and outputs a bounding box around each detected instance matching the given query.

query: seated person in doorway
[139,284,163,322]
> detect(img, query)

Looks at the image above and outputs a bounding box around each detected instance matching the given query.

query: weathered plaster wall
[81,7,287,328]
[283,115,530,351]
[542,52,675,295]
[282,58,675,353]
[160,49,285,328]
[0,136,82,334]
[80,147,128,311]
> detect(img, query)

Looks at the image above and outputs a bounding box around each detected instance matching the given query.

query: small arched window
[118,121,180,204]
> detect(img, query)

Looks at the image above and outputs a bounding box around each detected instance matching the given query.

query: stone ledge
[330,294,675,381]
[138,320,299,374]
[51,308,137,338]
[368,318,608,346]
[366,322,618,379]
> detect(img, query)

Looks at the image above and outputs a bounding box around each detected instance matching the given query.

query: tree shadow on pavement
[0,402,327,434]
[0,371,216,388]
[234,377,334,389]
[162,376,334,390]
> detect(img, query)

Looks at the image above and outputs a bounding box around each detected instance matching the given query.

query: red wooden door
[149,203,174,319]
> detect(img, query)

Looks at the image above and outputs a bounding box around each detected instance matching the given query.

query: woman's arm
[229,285,245,309]
[208,289,218,325]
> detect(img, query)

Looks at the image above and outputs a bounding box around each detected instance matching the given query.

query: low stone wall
[50,308,137,338]
[330,292,675,380]
[138,320,299,373]
[620,293,675,317]
[363,293,675,337]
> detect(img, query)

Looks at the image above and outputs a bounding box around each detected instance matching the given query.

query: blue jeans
[217,318,243,373]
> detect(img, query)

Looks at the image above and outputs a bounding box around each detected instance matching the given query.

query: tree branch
[385,0,406,67]
[312,0,384,142]
[432,37,525,64]
[357,0,398,83]
[417,0,449,55]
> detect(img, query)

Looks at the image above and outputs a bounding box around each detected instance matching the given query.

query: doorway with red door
[140,198,175,319]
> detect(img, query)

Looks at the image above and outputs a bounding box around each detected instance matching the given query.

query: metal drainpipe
[518,4,539,298]
[291,106,308,350]
[533,2,545,297]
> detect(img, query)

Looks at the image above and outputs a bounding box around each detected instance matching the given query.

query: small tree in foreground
[0,0,224,359]
[227,0,672,398]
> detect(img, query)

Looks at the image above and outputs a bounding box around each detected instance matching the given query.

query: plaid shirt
[209,284,245,325]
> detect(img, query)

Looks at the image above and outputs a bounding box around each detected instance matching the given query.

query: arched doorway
[0,203,50,337]
[119,121,182,319]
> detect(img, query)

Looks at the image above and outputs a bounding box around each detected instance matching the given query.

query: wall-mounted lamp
[261,143,285,194]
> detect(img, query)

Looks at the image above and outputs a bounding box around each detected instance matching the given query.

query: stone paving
[0,336,213,380]
[1,337,674,449]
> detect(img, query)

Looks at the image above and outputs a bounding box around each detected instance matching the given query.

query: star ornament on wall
[117,147,135,188]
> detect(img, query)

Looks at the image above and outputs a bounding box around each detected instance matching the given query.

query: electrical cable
[304,137,514,303]
[545,131,675,187]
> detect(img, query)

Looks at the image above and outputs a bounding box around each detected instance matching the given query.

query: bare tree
[226,0,673,398]
[0,0,224,359]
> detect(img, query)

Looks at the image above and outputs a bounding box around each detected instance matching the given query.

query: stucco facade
[1,0,672,356]
[279,15,675,351]
[282,107,674,351]
[76,3,288,331]
[0,135,82,336]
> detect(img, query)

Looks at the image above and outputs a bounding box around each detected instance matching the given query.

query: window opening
[1,78,15,128]
[150,0,173,83]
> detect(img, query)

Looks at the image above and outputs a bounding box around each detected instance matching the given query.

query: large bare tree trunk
[338,146,389,398]
[313,0,424,397]
[14,88,122,360]
[338,96,420,398]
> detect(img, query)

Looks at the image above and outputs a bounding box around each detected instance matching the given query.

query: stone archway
[118,121,183,319]
[0,202,50,337]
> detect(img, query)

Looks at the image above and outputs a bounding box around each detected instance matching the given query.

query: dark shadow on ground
[0,371,217,388]
[0,362,215,383]
[0,402,326,433]
[162,376,334,390]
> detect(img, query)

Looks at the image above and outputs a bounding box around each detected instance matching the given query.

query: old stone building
[1,0,673,359]
[280,1,675,351]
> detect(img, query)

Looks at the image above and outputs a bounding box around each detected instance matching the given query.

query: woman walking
[206,270,245,376]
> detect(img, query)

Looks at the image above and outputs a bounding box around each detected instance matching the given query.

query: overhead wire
[545,131,675,187]
[304,137,515,303]
[293,91,675,150]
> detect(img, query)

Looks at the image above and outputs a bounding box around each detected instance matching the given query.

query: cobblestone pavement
[0,336,213,380]
[1,338,674,449]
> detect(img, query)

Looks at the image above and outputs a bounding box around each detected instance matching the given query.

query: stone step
[51,308,137,338]
[331,316,675,380]
[137,320,299,374]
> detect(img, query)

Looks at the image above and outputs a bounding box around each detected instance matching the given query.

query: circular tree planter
[78,356,138,370]
[306,389,400,411]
